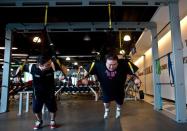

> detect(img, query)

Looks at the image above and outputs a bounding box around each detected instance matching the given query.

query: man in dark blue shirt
[15,54,67,130]
[82,53,139,119]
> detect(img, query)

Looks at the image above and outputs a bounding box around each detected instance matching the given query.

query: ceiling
[0,3,158,66]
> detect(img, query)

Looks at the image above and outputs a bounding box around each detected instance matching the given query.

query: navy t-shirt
[24,64,55,97]
[87,59,138,97]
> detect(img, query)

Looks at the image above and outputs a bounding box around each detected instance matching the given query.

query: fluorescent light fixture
[12,54,28,57]
[29,56,37,59]
[59,55,95,58]
[21,59,36,62]
[123,35,131,41]
[0,47,18,50]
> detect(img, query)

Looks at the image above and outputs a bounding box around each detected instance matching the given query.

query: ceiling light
[123,35,131,41]
[91,49,100,55]
[33,36,41,43]
[66,57,70,61]
[119,49,125,55]
[83,34,91,41]
[74,62,78,65]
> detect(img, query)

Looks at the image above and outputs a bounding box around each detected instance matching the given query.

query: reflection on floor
[144,94,187,115]
[0,94,187,131]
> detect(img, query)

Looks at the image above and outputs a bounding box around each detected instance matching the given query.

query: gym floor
[0,95,187,131]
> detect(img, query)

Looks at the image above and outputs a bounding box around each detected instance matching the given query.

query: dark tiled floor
[0,98,187,131]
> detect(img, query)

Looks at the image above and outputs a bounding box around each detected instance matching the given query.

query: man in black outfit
[15,54,66,130]
[82,53,140,119]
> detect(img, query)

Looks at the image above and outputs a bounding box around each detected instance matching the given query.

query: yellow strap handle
[89,62,95,73]
[128,62,135,74]
[56,59,68,76]
[44,5,48,26]
[108,1,112,29]
[119,31,122,48]
[82,62,95,79]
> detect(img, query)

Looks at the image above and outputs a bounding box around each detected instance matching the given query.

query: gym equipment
[125,76,141,101]
[17,91,33,116]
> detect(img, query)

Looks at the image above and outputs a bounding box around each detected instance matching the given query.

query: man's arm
[51,58,68,77]
[14,64,30,83]
[14,64,28,77]
[81,70,89,85]
[125,60,141,87]
[79,62,96,85]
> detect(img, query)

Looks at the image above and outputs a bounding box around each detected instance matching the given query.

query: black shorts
[102,94,124,105]
[32,95,57,113]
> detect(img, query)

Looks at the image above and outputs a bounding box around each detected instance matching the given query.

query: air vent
[56,2,82,6]
[89,1,115,5]
[118,28,137,31]
[50,29,69,32]
[0,3,15,6]
[96,28,113,31]
[155,2,167,6]
[73,28,91,31]
[22,2,49,6]
[122,2,148,6]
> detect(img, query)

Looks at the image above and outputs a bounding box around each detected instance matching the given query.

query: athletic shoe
[50,120,57,129]
[104,109,110,119]
[115,109,121,119]
[33,120,43,130]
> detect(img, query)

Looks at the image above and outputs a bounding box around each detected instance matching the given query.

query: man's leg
[103,103,110,119]
[115,93,124,118]
[33,98,43,130]
[45,96,57,129]
[115,104,122,118]
[50,112,56,121]
[50,112,57,129]
[35,112,42,121]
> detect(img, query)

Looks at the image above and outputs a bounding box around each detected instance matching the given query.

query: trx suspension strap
[128,62,135,74]
[89,62,95,74]
[44,5,48,26]
[128,61,139,76]
[167,53,174,86]
[43,6,68,96]
[84,62,95,78]
[108,0,112,29]
[43,5,67,77]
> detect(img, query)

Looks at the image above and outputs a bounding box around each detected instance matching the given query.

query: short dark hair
[105,53,118,61]
[37,54,51,65]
